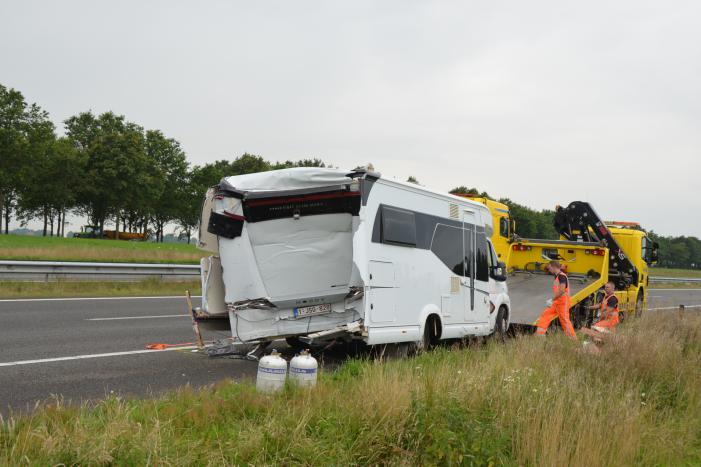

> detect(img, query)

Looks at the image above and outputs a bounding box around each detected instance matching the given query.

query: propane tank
[289,349,318,388]
[256,349,287,393]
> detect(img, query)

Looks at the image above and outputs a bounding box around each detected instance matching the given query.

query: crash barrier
[0,260,697,283]
[0,260,200,282]
[648,276,701,283]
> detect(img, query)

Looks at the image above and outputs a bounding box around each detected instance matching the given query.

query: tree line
[2,83,699,268]
[0,83,323,242]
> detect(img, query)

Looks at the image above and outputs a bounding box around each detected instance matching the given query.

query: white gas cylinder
[289,349,318,388]
[256,349,288,393]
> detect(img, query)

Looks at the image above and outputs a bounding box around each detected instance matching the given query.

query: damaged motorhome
[196,167,507,349]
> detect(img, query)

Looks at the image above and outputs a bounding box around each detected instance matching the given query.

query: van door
[463,210,477,322]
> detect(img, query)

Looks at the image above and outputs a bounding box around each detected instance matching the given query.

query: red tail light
[512,244,532,251]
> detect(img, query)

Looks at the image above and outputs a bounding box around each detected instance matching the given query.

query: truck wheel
[635,290,645,318]
[493,306,509,343]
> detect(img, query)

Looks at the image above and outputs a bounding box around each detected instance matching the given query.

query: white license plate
[293,303,331,318]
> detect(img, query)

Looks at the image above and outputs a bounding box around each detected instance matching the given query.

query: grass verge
[1,312,700,465]
[650,282,701,289]
[649,267,701,278]
[0,234,205,264]
[0,279,201,299]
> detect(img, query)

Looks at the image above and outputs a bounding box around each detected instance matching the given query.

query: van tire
[493,306,509,343]
[420,314,442,351]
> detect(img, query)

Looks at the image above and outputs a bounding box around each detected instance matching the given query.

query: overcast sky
[2,1,700,236]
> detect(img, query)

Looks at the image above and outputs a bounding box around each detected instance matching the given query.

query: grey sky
[2,1,700,236]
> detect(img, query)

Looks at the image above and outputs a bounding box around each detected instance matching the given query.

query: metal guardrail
[649,276,701,283]
[1,260,700,284]
[0,260,200,282]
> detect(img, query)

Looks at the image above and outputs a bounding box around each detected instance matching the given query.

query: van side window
[431,224,464,275]
[476,233,489,281]
[463,228,473,279]
[381,206,417,247]
[500,217,509,238]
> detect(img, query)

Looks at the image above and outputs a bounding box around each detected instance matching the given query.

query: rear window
[381,206,417,247]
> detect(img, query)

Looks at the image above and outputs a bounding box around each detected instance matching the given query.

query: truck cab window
[500,217,509,238]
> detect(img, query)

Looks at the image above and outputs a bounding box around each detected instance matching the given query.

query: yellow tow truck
[458,196,658,328]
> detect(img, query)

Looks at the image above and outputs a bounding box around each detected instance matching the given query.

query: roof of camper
[219,167,490,217]
[220,167,358,193]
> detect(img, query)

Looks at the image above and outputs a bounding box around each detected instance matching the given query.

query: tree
[407,175,419,184]
[449,186,479,195]
[65,111,158,236]
[0,84,53,234]
[146,130,187,242]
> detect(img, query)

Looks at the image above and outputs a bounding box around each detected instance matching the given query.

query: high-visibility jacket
[552,272,569,304]
[600,293,619,320]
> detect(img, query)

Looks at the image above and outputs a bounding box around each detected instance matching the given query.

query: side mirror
[491,261,508,282]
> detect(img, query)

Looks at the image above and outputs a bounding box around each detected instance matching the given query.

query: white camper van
[197,167,509,349]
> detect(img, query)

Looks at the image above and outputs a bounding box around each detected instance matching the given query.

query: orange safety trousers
[536,298,576,337]
[536,272,576,338]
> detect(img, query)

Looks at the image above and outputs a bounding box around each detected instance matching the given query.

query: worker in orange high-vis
[591,281,620,333]
[535,260,576,338]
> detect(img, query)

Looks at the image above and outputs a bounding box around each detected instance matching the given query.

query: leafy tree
[0,84,53,234]
[145,130,187,242]
[407,175,419,184]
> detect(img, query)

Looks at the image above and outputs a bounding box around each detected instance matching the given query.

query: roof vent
[449,203,459,219]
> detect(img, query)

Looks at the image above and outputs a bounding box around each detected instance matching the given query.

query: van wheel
[493,306,509,343]
[419,315,441,351]
[635,290,645,318]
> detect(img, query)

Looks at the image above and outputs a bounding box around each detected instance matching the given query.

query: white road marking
[0,295,201,303]
[86,314,189,321]
[0,346,198,367]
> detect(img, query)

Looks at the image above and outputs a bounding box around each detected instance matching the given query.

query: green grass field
[0,279,201,299]
[649,267,701,278]
[0,234,205,264]
[1,312,699,465]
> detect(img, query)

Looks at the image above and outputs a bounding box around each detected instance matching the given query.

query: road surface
[1,289,700,415]
[0,296,258,416]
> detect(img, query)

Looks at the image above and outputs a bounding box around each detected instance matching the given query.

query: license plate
[293,303,331,318]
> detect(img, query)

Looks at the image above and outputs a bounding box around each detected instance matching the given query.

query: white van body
[198,167,507,346]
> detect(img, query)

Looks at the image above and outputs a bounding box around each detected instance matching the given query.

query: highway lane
[1,289,700,416]
[0,296,258,416]
[648,288,701,309]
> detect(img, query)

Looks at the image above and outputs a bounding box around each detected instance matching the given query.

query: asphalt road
[0,296,259,416]
[1,289,700,416]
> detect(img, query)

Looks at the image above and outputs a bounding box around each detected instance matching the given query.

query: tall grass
[1,312,700,465]
[0,234,205,263]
